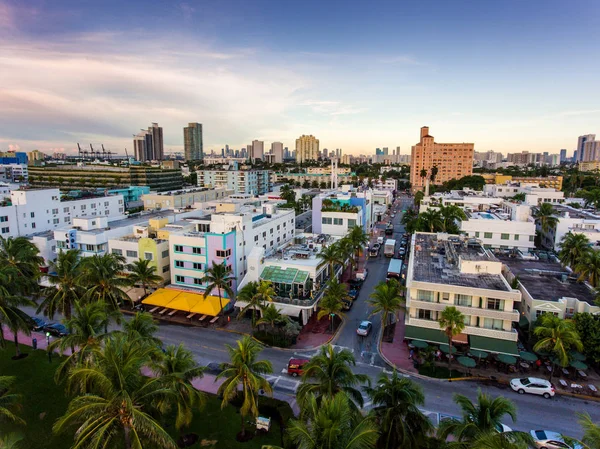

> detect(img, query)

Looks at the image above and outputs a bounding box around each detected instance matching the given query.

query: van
[287,358,309,377]
[377,236,384,244]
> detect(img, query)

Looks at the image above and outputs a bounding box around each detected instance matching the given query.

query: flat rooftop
[499,256,596,305]
[552,205,600,220]
[412,233,510,291]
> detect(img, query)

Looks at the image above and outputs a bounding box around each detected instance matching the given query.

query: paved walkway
[379,313,418,374]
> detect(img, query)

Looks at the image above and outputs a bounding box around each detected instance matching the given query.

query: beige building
[295,135,320,164]
[142,187,231,211]
[480,174,563,190]
[28,150,46,163]
[410,127,474,192]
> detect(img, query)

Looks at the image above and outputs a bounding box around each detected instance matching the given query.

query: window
[175,260,184,268]
[262,232,266,238]
[417,309,432,320]
[333,218,343,225]
[0,216,7,223]
[514,234,519,241]
[30,212,35,218]
[175,275,185,283]
[174,245,183,252]
[91,203,96,209]
[254,235,259,242]
[487,298,503,310]
[52,208,58,214]
[475,231,480,238]
[216,249,231,258]
[463,315,471,325]
[126,250,138,258]
[484,232,493,239]
[416,290,434,302]
[456,294,472,307]
[80,205,86,210]
[501,233,509,240]
[193,278,203,285]
[104,201,109,207]
[162,265,169,273]
[65,216,71,223]
[193,262,203,270]
[112,249,123,256]
[161,250,169,258]
[192,247,202,254]
[63,207,69,213]
[535,310,559,318]
[348,219,357,228]
[483,318,504,330]
[1,227,8,234]
[31,222,36,229]
[322,217,332,225]
[144,252,153,261]
[442,292,450,301]
[529,235,535,242]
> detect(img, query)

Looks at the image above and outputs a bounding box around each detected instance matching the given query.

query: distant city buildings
[134,123,164,161]
[410,126,474,192]
[295,135,319,163]
[198,166,271,195]
[270,142,283,163]
[183,123,204,161]
[577,134,596,162]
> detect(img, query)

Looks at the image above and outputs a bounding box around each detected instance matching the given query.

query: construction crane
[102,144,112,160]
[77,143,89,160]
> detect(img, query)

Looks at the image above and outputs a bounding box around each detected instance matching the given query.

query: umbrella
[570,360,588,370]
[457,356,476,368]
[469,349,489,360]
[439,344,457,354]
[497,354,517,365]
[550,356,564,367]
[570,351,586,361]
[519,351,538,362]
[411,340,429,349]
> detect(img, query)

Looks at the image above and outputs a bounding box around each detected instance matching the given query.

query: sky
[1,0,599,157]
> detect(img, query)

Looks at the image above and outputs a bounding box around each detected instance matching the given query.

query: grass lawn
[0,345,287,449]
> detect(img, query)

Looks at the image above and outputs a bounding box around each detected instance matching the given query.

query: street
[20,195,600,438]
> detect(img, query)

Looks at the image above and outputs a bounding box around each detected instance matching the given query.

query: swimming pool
[479,213,495,219]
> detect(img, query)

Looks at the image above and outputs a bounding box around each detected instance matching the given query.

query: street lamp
[46,332,52,363]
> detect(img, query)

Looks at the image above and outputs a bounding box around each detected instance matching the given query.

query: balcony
[409,299,520,322]
[406,317,518,342]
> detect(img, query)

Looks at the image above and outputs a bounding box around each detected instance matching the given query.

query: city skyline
[1,0,599,156]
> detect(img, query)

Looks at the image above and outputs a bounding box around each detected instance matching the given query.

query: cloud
[298,100,367,117]
[7,144,20,151]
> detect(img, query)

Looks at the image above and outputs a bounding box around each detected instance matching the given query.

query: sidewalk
[1,325,73,356]
[379,313,418,374]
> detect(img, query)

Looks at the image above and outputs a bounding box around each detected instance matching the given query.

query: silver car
[530,430,583,449]
[356,321,372,337]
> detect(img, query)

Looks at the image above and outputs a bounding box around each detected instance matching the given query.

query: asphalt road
[21,196,600,437]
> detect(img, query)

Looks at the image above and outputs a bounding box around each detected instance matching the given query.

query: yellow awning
[189,294,229,316]
[166,293,201,312]
[142,289,180,307]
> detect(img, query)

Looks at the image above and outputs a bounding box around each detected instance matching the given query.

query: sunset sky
[1,0,599,156]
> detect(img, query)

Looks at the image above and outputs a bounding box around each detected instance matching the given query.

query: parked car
[355,269,368,280]
[348,289,359,300]
[287,358,310,377]
[43,323,69,337]
[377,236,384,244]
[342,299,353,311]
[29,316,47,331]
[398,248,406,258]
[349,279,363,290]
[356,320,372,337]
[510,377,555,398]
[530,430,582,449]
[372,243,381,251]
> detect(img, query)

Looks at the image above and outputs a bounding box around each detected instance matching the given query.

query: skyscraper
[577,134,596,162]
[149,123,164,160]
[295,135,319,163]
[183,123,203,161]
[133,131,153,162]
[559,149,567,163]
[271,142,283,163]
[250,140,264,162]
[383,147,389,156]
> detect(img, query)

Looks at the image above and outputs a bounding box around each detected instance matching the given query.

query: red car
[287,358,310,377]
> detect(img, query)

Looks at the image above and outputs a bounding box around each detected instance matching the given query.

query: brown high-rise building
[410,126,474,192]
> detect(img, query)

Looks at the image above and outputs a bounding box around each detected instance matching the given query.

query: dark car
[398,248,406,258]
[342,299,353,311]
[30,316,47,331]
[43,323,69,337]
[348,279,363,290]
[349,289,359,300]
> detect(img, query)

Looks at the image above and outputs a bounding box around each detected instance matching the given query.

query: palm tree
[559,232,591,269]
[151,343,205,430]
[337,238,356,278]
[78,253,130,310]
[203,261,236,323]
[297,344,369,408]
[575,250,600,287]
[439,205,467,233]
[237,281,261,328]
[438,306,466,373]
[419,209,443,233]
[438,390,532,448]
[534,202,559,235]
[533,314,583,379]
[54,334,178,449]
[365,370,432,449]
[38,249,84,321]
[573,413,600,449]
[317,277,348,331]
[582,189,600,210]
[255,280,276,306]
[347,225,369,265]
[318,243,343,279]
[414,191,424,207]
[287,393,378,449]
[256,304,287,342]
[368,279,405,337]
[0,236,43,295]
[401,208,419,234]
[127,258,163,297]
[0,433,24,449]
[0,265,34,357]
[122,311,161,345]
[0,376,24,425]
[216,336,273,438]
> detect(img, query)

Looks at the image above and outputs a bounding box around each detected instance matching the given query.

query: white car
[510,377,555,398]
[356,321,372,337]
[530,430,583,449]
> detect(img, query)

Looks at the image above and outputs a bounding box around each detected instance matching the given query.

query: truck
[387,258,403,279]
[384,239,396,257]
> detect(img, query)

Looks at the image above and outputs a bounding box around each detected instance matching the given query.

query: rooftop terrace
[412,233,510,291]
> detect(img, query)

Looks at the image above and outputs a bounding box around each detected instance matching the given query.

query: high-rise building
[583,140,600,162]
[410,126,474,192]
[271,142,284,163]
[149,123,164,160]
[295,135,319,163]
[134,130,153,162]
[183,123,203,161]
[375,148,383,156]
[250,140,264,162]
[577,134,596,162]
[383,147,389,156]
[559,149,567,163]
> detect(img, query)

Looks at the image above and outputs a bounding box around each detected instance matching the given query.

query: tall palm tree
[414,191,424,207]
[365,370,432,449]
[317,278,348,331]
[255,280,276,306]
[559,232,591,269]
[337,238,356,278]
[347,225,369,265]
[287,393,379,449]
[151,344,205,430]
[127,258,163,297]
[256,303,286,337]
[534,202,559,234]
[439,205,467,234]
[368,279,405,336]
[122,311,161,345]
[438,390,532,449]
[401,208,419,234]
[297,344,369,408]
[0,264,34,357]
[0,236,43,295]
[0,376,24,425]
[236,281,262,329]
[78,253,130,310]
[576,250,600,287]
[419,209,443,233]
[54,334,178,449]
[216,336,273,438]
[318,243,343,279]
[573,412,600,449]
[438,306,465,373]
[533,314,583,379]
[203,261,236,323]
[38,249,84,321]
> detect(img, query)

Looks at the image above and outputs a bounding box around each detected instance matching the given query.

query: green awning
[469,335,519,356]
[405,325,447,345]
[260,266,310,285]
[518,315,529,328]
